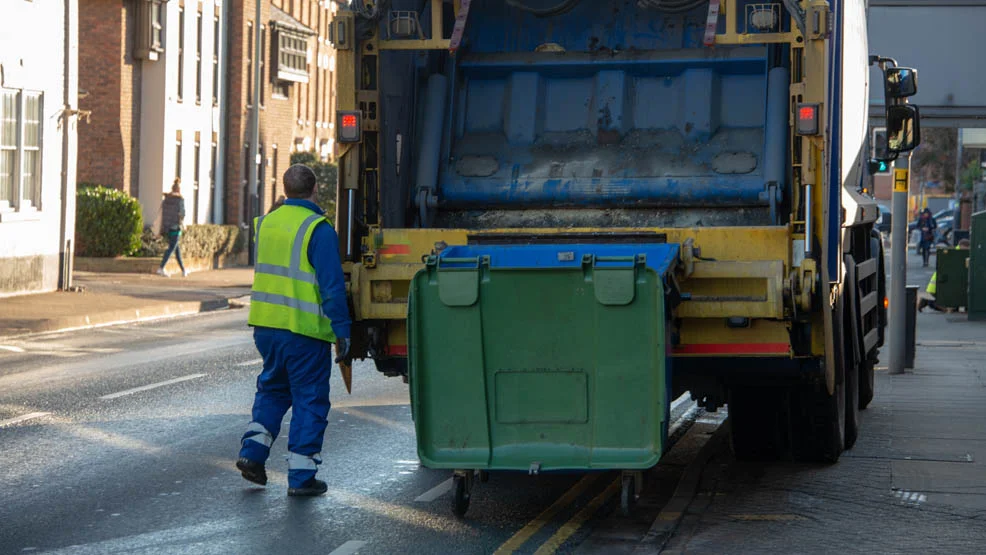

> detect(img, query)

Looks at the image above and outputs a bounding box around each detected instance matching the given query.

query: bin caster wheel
[453,474,472,517]
[479,470,489,483]
[620,474,636,517]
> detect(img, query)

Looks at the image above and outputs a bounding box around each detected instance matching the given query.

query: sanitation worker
[236,164,352,497]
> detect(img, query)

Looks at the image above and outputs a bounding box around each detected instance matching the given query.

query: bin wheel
[479,470,489,483]
[620,474,636,517]
[453,474,471,517]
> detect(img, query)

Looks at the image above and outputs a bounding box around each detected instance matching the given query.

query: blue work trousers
[240,327,332,488]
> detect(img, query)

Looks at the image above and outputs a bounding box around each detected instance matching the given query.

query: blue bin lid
[439,243,680,276]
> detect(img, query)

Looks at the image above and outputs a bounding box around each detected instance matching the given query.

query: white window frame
[0,88,43,215]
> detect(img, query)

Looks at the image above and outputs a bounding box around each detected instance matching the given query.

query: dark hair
[283,164,317,199]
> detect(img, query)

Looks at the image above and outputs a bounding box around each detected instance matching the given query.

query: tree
[959,158,983,191]
[289,151,338,214]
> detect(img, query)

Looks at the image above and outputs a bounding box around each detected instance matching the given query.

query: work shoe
[236,457,267,486]
[287,478,328,497]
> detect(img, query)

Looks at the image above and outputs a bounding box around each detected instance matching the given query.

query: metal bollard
[905,285,918,369]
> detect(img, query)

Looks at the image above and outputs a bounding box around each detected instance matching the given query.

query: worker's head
[958,239,971,249]
[922,208,931,216]
[171,178,181,194]
[283,164,318,200]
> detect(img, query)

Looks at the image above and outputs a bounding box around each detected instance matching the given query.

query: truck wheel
[373,357,408,378]
[842,260,860,450]
[792,377,845,462]
[859,359,875,410]
[729,386,784,460]
[844,332,860,451]
[792,300,846,463]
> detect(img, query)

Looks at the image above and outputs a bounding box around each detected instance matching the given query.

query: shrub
[134,224,246,260]
[137,226,169,257]
[179,225,247,259]
[76,185,143,257]
[290,151,338,213]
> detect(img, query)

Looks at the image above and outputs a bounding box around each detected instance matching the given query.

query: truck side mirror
[886,105,921,153]
[886,67,918,98]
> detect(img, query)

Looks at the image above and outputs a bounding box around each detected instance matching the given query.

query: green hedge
[76,185,143,257]
[137,224,247,259]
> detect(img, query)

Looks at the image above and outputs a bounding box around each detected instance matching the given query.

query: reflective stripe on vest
[248,205,335,342]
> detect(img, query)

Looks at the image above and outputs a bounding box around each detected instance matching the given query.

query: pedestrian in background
[917,208,937,268]
[157,179,188,277]
[236,164,352,497]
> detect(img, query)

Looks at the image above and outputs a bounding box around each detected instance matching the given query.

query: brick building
[1,0,79,295]
[77,0,142,197]
[224,0,339,224]
[79,0,229,228]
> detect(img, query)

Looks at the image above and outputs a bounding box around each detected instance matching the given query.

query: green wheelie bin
[408,243,679,516]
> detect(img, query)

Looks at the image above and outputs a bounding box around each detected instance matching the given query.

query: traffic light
[868,159,889,175]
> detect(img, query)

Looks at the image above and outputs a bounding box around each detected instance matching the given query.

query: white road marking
[0,345,26,353]
[414,478,454,503]
[100,374,207,400]
[0,412,50,428]
[328,540,368,555]
[236,359,263,367]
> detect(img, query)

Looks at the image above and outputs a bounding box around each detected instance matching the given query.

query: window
[136,0,165,60]
[196,10,203,104]
[193,138,201,221]
[177,7,185,101]
[271,145,279,205]
[1,89,43,212]
[247,22,253,105]
[273,29,310,83]
[175,134,183,183]
[259,26,266,107]
[212,13,220,105]
[210,136,217,223]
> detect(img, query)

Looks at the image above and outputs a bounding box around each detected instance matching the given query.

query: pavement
[0,269,253,339]
[650,249,986,554]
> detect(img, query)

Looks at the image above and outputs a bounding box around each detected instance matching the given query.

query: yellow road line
[493,474,601,555]
[533,478,621,555]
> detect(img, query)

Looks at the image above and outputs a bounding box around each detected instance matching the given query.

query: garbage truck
[328,0,920,515]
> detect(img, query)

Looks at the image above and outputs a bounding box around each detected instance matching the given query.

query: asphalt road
[0,310,675,555]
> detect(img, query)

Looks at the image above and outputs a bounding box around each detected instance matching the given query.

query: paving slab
[0,269,253,339]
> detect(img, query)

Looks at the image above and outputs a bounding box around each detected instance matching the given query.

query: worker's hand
[334,337,352,366]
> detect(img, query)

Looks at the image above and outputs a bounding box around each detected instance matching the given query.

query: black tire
[373,357,408,377]
[620,474,636,517]
[792,301,846,463]
[842,257,860,450]
[452,475,470,517]
[729,386,785,461]
[859,359,875,410]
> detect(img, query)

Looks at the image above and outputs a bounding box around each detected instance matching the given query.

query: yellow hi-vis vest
[248,204,336,343]
[927,272,937,296]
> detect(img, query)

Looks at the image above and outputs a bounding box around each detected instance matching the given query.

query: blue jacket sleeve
[307,221,352,340]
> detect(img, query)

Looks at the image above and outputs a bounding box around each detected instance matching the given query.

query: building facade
[0,0,80,296]
[224,0,338,224]
[79,0,228,229]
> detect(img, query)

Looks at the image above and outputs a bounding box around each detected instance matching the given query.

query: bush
[76,185,143,257]
[137,226,169,257]
[290,151,338,213]
[134,224,246,260]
